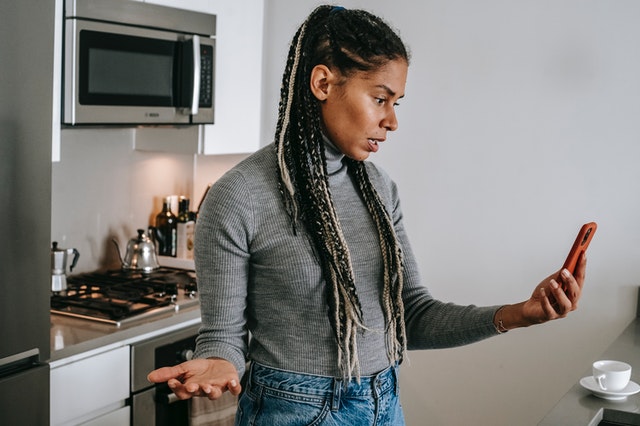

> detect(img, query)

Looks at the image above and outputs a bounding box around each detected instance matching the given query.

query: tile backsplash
[52,127,248,272]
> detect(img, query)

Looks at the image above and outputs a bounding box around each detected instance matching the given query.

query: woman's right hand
[147,358,241,400]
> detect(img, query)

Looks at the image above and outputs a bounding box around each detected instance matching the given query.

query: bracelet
[494,306,509,334]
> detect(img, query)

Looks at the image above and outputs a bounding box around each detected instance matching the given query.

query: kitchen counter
[538,317,640,425]
[49,305,201,365]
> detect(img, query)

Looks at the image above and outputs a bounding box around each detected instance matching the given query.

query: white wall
[262,1,640,425]
[51,1,640,423]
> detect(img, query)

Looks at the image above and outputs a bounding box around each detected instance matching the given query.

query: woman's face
[311,59,408,161]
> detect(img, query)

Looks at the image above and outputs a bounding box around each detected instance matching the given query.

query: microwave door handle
[190,35,201,115]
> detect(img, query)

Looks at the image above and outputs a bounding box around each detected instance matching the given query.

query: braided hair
[274,5,409,380]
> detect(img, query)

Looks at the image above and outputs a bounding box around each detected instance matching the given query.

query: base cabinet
[83,406,130,426]
[51,346,130,426]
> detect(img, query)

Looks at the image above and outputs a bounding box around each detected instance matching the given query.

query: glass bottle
[176,196,195,259]
[155,196,177,257]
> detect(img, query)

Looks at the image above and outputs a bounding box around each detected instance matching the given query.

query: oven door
[132,384,191,426]
[131,325,199,426]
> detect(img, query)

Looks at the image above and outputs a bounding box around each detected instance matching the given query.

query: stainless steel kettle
[112,229,160,273]
[51,242,80,292]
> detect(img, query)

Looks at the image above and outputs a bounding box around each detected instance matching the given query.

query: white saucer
[580,376,640,400]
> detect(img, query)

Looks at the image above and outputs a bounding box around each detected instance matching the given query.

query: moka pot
[51,241,80,292]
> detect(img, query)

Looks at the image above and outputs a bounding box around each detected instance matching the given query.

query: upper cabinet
[143,0,264,155]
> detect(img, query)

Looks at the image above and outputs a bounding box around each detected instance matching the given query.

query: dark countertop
[49,305,202,365]
[538,318,640,425]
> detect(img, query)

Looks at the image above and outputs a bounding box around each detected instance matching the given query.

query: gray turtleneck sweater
[193,141,500,378]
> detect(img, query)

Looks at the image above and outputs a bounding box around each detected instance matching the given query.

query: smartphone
[562,222,597,275]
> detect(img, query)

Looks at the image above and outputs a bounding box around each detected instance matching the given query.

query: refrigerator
[0,1,56,424]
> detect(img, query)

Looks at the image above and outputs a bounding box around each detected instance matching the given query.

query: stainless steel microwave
[63,0,216,125]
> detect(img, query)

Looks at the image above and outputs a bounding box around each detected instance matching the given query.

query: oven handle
[156,391,181,405]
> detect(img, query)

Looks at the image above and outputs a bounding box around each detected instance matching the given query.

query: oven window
[79,30,176,106]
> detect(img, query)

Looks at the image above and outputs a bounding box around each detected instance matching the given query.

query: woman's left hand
[497,254,586,330]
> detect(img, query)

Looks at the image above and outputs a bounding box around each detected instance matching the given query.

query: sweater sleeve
[193,169,252,377]
[372,164,502,350]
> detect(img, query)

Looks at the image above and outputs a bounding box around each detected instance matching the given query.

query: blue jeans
[235,362,405,426]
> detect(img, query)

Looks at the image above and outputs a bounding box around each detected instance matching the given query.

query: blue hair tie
[331,6,345,13]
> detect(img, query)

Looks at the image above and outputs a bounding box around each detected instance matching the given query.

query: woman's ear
[310,65,333,101]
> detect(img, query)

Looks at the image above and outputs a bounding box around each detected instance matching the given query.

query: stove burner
[51,267,198,326]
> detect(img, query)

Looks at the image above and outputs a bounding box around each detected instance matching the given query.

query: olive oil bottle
[176,196,196,259]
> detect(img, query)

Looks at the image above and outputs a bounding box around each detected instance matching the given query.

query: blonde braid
[276,22,306,228]
[347,159,407,364]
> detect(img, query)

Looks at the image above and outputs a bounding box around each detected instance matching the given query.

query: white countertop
[49,305,201,366]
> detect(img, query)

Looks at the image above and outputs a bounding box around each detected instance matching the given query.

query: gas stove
[50,267,199,327]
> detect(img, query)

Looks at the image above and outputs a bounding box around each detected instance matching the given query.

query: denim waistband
[247,362,399,411]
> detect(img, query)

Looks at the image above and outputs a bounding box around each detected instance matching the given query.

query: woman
[148,6,585,425]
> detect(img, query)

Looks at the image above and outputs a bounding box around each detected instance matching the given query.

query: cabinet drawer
[51,346,129,425]
[81,406,130,426]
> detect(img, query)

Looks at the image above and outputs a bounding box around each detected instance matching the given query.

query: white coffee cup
[592,360,632,391]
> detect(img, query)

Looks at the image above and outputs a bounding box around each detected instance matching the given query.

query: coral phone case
[562,222,597,274]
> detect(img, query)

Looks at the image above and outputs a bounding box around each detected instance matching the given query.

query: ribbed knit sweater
[193,141,500,378]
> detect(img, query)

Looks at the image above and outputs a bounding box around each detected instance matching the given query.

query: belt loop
[241,361,254,393]
[331,378,342,411]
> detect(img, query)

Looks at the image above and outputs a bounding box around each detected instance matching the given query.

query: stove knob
[185,282,198,298]
[166,283,178,296]
[180,349,194,362]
